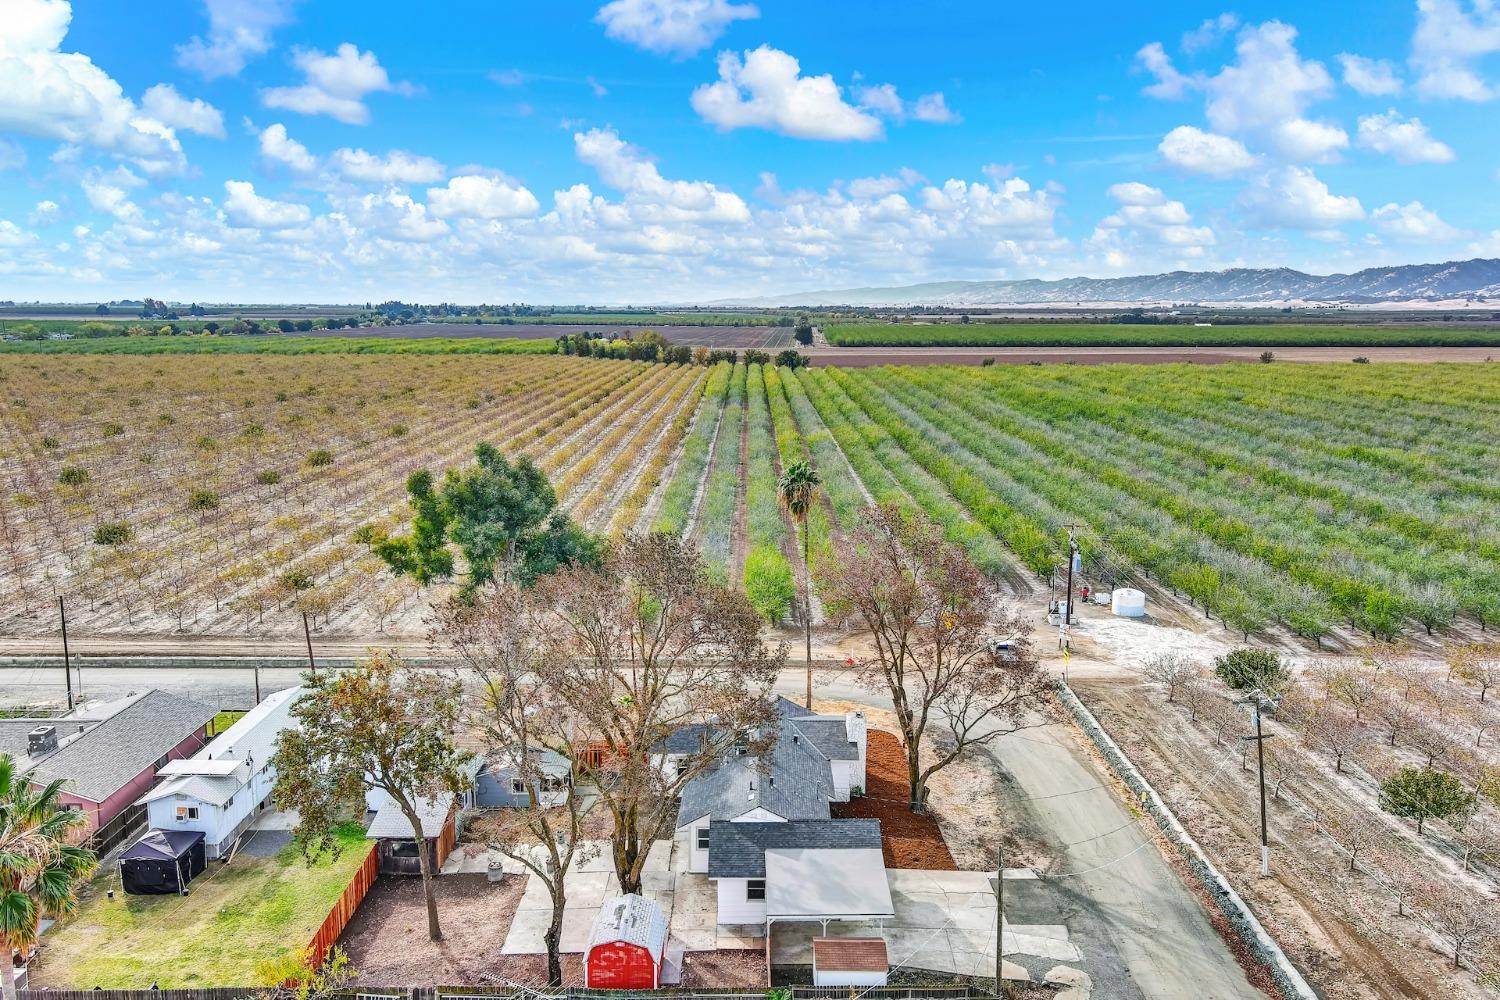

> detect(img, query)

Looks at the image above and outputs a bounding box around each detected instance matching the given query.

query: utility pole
[59,596,74,711]
[302,611,318,682]
[1060,526,1079,652]
[994,844,1005,996]
[253,665,262,705]
[1237,693,1275,876]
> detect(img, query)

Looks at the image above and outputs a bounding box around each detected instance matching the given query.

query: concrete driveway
[498,839,672,955]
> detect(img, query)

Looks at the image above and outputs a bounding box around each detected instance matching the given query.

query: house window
[390,839,422,858]
[177,806,199,822]
[696,828,710,850]
[511,779,526,795]
[747,879,766,901]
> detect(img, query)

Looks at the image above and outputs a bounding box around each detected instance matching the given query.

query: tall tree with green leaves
[777,459,821,708]
[372,443,599,598]
[0,757,98,1000]
[272,653,473,942]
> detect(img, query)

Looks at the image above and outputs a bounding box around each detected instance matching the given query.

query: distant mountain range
[715,258,1500,307]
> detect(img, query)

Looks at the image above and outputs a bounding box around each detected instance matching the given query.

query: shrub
[93,521,133,545]
[280,569,314,592]
[57,466,90,486]
[101,422,125,437]
[188,488,220,511]
[743,349,772,366]
[1213,648,1290,694]
[389,424,408,438]
[774,349,805,369]
[1380,767,1474,834]
[981,358,996,366]
[41,435,59,449]
[1352,356,1370,364]
[1259,350,1275,363]
[255,469,282,486]
[306,448,334,467]
[743,546,795,623]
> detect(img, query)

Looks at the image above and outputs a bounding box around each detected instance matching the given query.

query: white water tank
[1111,588,1146,618]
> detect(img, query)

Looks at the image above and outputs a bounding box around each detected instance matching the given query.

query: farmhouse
[141,686,303,858]
[673,697,888,934]
[0,690,215,840]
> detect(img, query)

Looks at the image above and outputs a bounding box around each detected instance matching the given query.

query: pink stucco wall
[53,724,209,831]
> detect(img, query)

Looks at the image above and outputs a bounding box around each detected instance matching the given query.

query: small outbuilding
[584,894,669,990]
[119,829,206,895]
[813,937,889,987]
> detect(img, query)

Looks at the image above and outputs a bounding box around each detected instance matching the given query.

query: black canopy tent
[120,830,207,895]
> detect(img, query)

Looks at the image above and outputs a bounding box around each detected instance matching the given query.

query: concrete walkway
[498,840,672,955]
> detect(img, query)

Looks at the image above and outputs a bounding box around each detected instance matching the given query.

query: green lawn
[207,710,246,737]
[31,823,370,988]
[823,321,1500,347]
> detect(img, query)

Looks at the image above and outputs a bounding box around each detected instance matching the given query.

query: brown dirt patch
[681,948,769,987]
[832,729,957,869]
[337,873,527,985]
[805,345,1500,367]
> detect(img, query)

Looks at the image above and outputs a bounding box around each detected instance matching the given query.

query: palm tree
[0,756,97,1000]
[777,460,822,708]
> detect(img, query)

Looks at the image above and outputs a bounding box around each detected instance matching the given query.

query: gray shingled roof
[783,717,859,761]
[677,721,835,826]
[365,792,454,839]
[655,722,720,756]
[24,690,216,803]
[773,696,815,719]
[707,819,883,878]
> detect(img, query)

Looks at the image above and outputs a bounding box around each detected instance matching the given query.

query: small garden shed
[584,894,669,990]
[813,937,889,987]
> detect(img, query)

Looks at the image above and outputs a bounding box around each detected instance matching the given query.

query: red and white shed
[584,894,669,990]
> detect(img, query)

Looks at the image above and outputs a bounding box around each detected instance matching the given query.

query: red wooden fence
[306,842,378,966]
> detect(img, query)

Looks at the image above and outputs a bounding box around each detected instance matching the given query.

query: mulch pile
[832,729,957,870]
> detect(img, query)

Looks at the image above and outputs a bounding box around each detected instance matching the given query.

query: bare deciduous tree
[507,532,784,896]
[1417,882,1500,970]
[1142,652,1199,703]
[1322,808,1384,872]
[823,504,1049,813]
[1304,704,1368,774]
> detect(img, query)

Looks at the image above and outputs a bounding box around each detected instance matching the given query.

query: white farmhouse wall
[713,878,767,925]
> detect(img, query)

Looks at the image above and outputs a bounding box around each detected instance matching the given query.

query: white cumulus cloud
[1090,181,1215,258]
[176,0,297,79]
[595,0,758,57]
[1135,42,1198,99]
[332,147,446,184]
[222,179,310,229]
[574,127,750,223]
[1238,166,1364,229]
[261,43,411,125]
[258,123,317,172]
[427,174,540,219]
[141,84,225,138]
[1204,21,1346,162]
[1158,125,1257,177]
[1372,200,1462,241]
[692,45,882,141]
[1338,53,1403,95]
[1356,110,1456,164]
[0,0,185,174]
[1411,0,1500,100]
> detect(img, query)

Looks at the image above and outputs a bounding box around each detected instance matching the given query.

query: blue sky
[3,0,1500,303]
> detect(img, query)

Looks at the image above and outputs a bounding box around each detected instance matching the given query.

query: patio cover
[764,848,894,921]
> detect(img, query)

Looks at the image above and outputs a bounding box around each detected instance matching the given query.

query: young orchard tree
[1142,652,1199,703]
[823,503,1049,814]
[272,652,472,942]
[1451,809,1500,872]
[1304,704,1367,774]
[1322,808,1384,872]
[439,588,593,986]
[1416,881,1499,970]
[513,532,784,896]
[1379,767,1474,836]
[1451,644,1500,702]
[373,443,599,599]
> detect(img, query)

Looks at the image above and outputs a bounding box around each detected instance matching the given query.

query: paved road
[0,659,1264,998]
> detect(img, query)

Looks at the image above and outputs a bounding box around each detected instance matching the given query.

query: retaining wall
[1056,681,1318,1000]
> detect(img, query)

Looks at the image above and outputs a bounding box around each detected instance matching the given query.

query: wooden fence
[306,842,379,966]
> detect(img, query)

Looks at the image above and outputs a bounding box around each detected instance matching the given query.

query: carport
[763,848,894,973]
